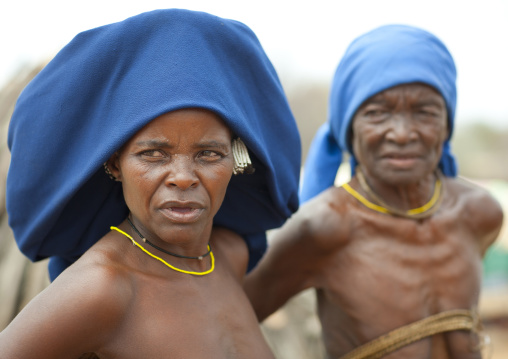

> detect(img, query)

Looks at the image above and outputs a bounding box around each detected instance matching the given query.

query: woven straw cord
[339,309,483,359]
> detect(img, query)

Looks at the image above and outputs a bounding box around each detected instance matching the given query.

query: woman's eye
[199,150,223,160]
[415,109,440,120]
[366,110,380,116]
[364,108,388,117]
[363,108,389,122]
[141,150,165,158]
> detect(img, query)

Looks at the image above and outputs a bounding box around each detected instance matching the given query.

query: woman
[2,9,300,358]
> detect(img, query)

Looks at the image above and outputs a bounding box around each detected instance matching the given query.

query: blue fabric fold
[300,123,342,202]
[7,9,301,280]
[300,24,458,203]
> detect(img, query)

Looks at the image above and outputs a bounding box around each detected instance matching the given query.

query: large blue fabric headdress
[7,9,301,280]
[300,24,457,203]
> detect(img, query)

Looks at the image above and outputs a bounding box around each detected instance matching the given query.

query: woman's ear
[105,152,122,181]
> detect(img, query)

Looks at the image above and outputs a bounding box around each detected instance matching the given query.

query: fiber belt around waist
[339,309,484,359]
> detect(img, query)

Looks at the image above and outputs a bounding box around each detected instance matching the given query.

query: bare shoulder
[242,186,353,320]
[277,185,353,250]
[0,237,134,357]
[446,176,504,251]
[211,226,249,280]
[63,238,135,312]
[446,177,503,224]
[50,251,133,329]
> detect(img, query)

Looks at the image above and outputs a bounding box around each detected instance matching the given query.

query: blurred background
[1,0,507,357]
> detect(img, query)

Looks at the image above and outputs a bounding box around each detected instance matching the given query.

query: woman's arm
[243,196,346,322]
[0,259,130,358]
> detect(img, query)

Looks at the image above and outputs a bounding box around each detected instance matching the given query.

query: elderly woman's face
[110,108,234,242]
[351,83,448,185]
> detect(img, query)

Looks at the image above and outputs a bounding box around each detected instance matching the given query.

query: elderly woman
[244,25,503,358]
[1,9,300,358]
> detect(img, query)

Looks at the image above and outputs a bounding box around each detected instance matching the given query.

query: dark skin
[0,108,274,359]
[244,84,504,359]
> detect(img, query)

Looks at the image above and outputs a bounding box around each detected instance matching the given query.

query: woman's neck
[357,167,438,212]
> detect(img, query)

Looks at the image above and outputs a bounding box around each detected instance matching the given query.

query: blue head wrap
[300,24,457,203]
[7,9,301,280]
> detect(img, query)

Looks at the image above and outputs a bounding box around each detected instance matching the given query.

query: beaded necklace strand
[342,169,443,219]
[126,217,211,260]
[110,226,214,276]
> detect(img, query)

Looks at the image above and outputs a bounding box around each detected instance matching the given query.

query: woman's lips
[384,156,418,168]
[381,152,421,169]
[159,202,204,223]
[160,207,204,223]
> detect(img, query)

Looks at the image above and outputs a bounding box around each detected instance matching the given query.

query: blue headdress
[300,24,457,203]
[7,9,301,280]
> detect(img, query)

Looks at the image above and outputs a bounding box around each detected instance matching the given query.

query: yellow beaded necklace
[110,226,214,276]
[342,169,443,219]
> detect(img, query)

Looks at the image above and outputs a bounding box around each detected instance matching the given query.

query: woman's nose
[164,155,199,190]
[385,114,417,144]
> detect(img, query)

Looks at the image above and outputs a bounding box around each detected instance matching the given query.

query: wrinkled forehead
[119,107,234,151]
[355,83,446,110]
[347,82,448,143]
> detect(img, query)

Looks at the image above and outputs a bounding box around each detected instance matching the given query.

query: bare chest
[98,272,274,359]
[317,215,484,357]
[328,215,482,307]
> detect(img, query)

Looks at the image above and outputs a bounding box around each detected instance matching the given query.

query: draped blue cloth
[300,24,457,203]
[7,9,301,280]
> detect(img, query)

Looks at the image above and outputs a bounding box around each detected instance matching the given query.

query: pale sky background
[1,0,507,128]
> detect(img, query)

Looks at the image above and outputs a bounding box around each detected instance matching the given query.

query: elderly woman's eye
[365,109,387,117]
[417,109,439,117]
